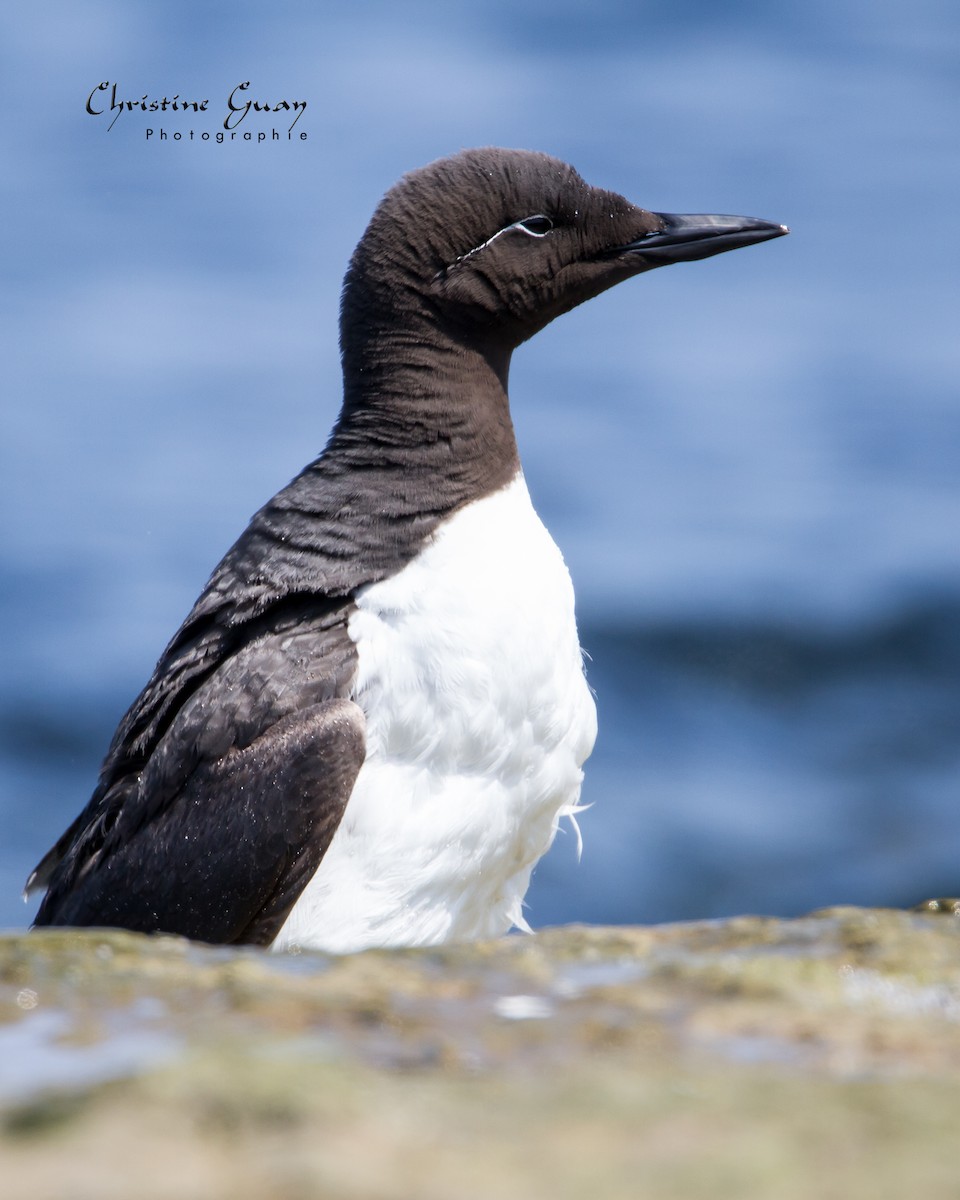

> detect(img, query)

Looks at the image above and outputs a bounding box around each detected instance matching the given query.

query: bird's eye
[515,215,554,237]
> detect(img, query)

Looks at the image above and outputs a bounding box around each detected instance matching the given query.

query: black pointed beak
[618,212,789,265]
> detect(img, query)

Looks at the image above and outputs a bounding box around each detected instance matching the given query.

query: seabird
[27,148,787,952]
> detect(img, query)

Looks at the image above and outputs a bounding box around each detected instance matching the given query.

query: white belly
[273,473,597,953]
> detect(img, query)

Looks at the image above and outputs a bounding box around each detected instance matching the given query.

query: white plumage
[274,472,597,953]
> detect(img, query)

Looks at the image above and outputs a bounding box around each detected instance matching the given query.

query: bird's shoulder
[29,458,376,896]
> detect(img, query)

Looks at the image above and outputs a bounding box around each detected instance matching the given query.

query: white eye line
[514,214,554,237]
[439,214,554,277]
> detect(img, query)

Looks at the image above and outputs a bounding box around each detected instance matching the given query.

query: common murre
[28,148,787,951]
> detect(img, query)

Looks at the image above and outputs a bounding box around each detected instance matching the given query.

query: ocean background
[2,1,958,935]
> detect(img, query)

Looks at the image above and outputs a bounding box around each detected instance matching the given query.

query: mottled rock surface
[3,908,960,1198]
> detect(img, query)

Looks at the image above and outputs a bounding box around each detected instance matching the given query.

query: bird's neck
[330,323,520,505]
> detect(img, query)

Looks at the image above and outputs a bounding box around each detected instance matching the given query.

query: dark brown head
[340,147,787,361]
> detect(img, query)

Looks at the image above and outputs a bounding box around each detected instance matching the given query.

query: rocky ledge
[3,907,960,1198]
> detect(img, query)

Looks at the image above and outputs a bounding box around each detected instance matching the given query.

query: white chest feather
[274,473,597,953]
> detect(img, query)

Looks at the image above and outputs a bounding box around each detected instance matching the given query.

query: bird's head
[341,147,787,358]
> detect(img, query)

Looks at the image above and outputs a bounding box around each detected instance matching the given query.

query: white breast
[273,473,597,953]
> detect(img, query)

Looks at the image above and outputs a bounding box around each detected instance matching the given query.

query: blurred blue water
[2,1,958,933]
